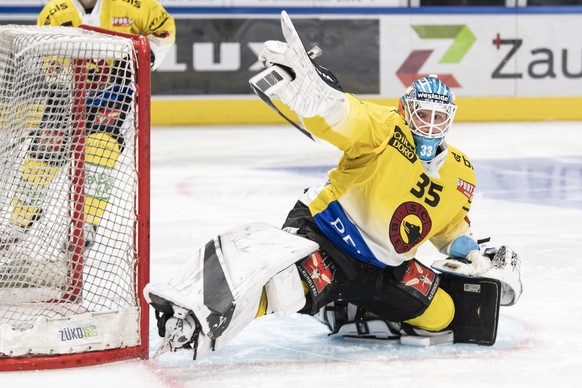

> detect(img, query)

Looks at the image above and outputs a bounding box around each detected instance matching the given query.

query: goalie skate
[149,294,212,360]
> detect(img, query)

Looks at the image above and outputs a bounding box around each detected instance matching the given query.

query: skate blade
[153,339,172,358]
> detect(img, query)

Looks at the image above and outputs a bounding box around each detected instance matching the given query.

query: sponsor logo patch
[456,178,475,199]
[443,261,461,270]
[388,126,417,163]
[402,260,436,297]
[112,17,133,27]
[416,92,449,102]
[59,324,99,342]
[298,251,335,298]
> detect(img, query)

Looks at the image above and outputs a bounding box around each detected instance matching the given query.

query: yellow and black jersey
[38,0,175,69]
[300,94,476,268]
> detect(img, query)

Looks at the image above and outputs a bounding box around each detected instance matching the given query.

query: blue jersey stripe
[313,201,387,268]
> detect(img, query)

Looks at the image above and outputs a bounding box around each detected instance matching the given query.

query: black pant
[283,201,439,323]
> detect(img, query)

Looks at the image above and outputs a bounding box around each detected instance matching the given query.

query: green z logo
[396,24,476,87]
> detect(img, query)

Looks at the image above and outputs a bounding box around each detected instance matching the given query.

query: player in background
[38,0,175,70]
[0,0,175,249]
[144,11,522,358]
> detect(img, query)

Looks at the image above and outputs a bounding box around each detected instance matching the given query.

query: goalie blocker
[440,274,501,345]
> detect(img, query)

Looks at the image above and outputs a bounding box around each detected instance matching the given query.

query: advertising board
[1,6,580,122]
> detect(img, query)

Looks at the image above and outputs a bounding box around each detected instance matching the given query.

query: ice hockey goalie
[144,11,523,359]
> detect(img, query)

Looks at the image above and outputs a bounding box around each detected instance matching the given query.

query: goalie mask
[400,75,457,162]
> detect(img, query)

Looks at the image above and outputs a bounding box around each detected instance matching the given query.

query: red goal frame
[0,25,151,371]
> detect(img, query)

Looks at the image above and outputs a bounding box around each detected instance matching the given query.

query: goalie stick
[249,47,322,141]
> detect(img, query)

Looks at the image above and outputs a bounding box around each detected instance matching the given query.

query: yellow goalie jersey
[301,94,476,268]
[37,0,176,69]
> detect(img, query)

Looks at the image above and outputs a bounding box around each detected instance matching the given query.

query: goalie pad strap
[202,239,236,338]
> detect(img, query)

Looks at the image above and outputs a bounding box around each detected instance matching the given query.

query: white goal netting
[0,26,148,360]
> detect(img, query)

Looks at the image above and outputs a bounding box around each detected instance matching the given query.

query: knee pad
[255,264,306,319]
[264,264,306,317]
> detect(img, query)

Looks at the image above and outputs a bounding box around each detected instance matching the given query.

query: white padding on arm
[265,264,306,317]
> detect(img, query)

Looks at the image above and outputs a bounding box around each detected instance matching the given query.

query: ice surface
[1,122,581,387]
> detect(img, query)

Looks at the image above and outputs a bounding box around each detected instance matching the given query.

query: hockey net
[0,25,150,370]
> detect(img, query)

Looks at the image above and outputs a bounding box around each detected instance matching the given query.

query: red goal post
[0,25,150,370]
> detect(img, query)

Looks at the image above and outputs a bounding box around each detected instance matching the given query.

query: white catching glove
[481,246,523,306]
[258,11,346,120]
[432,246,522,306]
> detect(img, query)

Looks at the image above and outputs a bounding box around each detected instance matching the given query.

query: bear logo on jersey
[389,201,432,253]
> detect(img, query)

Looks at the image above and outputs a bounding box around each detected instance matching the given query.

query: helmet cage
[403,98,457,139]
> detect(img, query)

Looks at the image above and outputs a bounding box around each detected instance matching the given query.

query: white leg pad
[144,222,318,352]
[265,264,306,317]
